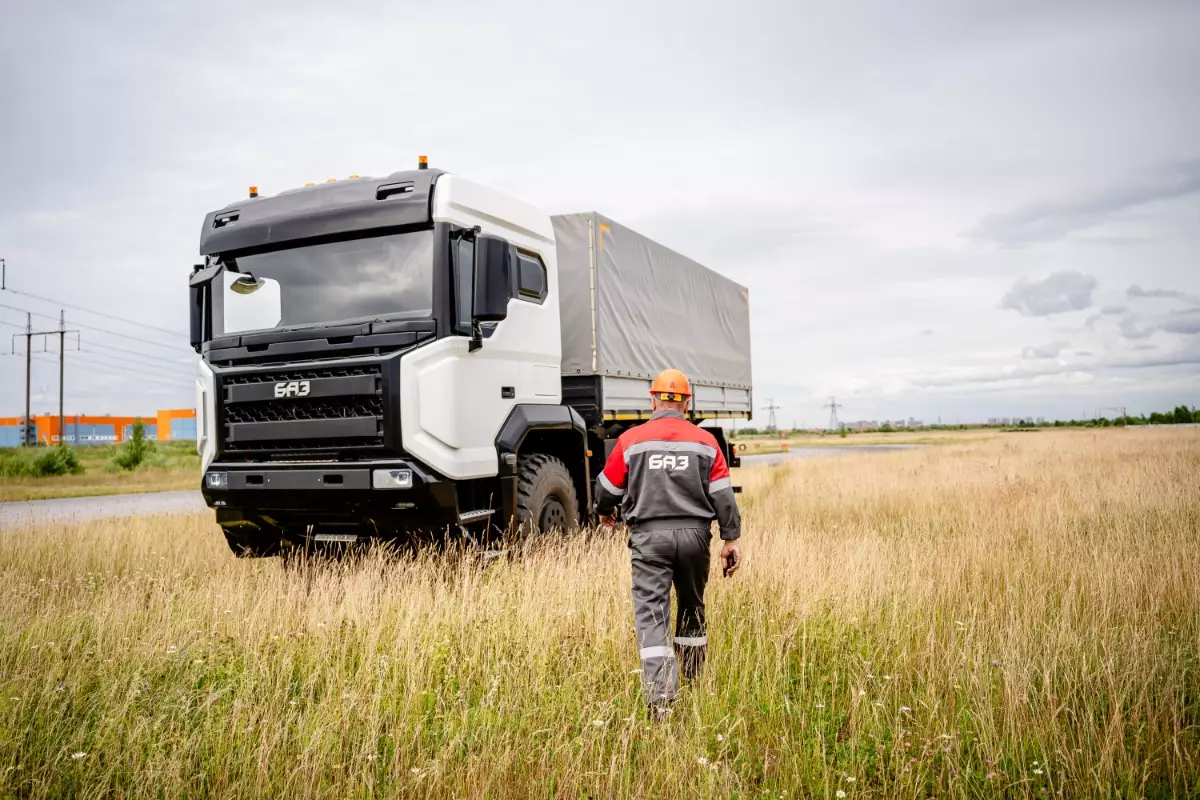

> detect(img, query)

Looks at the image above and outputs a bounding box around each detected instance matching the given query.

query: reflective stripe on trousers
[630,526,711,704]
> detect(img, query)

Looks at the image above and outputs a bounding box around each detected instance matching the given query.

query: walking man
[594,368,742,720]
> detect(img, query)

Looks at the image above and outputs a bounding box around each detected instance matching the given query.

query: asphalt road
[0,490,207,528]
[0,445,922,527]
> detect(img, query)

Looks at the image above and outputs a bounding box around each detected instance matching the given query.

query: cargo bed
[552,212,753,424]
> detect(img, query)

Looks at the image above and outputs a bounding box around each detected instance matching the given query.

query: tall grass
[0,429,1197,798]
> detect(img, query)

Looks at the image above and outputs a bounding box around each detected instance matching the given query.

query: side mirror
[188,263,221,353]
[473,236,511,323]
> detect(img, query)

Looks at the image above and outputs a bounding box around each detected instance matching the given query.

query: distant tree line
[729,405,1198,437]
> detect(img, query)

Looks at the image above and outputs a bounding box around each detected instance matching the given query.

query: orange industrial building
[0,409,196,447]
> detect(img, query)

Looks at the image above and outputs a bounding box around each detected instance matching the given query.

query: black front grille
[219,362,388,457]
[223,364,379,385]
[224,396,383,425]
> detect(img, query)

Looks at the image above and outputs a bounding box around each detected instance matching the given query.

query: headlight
[205,471,228,489]
[372,469,413,489]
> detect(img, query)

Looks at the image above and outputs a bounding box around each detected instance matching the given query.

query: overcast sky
[2,0,1198,425]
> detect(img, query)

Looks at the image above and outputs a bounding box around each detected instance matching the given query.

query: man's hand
[720,540,741,577]
[598,514,616,528]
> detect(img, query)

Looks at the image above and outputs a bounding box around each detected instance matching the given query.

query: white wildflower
[845,776,856,783]
[716,733,725,742]
[591,719,605,727]
[815,703,825,709]
[1033,768,1044,775]
[858,689,866,697]
[900,706,911,712]
[697,756,709,766]
[836,791,846,798]
[70,752,87,760]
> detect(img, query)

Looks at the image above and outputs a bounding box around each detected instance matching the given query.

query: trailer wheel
[516,454,579,534]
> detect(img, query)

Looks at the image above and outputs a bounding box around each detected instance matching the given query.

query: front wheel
[516,454,579,535]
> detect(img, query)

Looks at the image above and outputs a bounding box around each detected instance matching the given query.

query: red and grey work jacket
[594,410,741,541]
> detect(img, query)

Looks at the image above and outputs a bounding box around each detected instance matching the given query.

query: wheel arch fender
[495,404,591,526]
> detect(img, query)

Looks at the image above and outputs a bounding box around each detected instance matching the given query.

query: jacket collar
[650,409,686,421]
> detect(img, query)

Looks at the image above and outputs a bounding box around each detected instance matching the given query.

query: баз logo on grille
[274,380,311,398]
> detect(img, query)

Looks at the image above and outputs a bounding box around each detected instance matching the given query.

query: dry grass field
[0,429,1196,798]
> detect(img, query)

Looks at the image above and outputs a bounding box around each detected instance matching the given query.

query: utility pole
[824,396,843,431]
[58,311,65,440]
[23,313,31,446]
[762,399,781,431]
[12,312,78,446]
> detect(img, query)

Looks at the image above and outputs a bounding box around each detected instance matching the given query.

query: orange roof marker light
[304,181,314,187]
[248,185,259,198]
[348,174,360,179]
[418,155,429,170]
[326,177,337,183]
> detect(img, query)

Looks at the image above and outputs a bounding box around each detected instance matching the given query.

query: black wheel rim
[539,497,567,533]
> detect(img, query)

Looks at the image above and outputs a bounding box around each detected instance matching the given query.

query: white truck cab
[191,159,751,556]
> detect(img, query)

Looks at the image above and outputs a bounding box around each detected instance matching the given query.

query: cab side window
[515,251,547,304]
[452,235,474,335]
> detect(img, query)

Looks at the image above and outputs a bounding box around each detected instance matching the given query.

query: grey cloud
[1001,271,1097,317]
[1133,344,1158,351]
[919,329,934,336]
[1101,304,1128,315]
[1021,341,1068,359]
[1119,315,1156,340]
[912,340,1200,389]
[1128,284,1184,299]
[970,159,1200,245]
[1074,350,1095,356]
[1162,310,1200,335]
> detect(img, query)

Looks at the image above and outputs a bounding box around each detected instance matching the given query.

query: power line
[76,343,196,372]
[1,261,188,340]
[37,353,188,393]
[5,287,188,339]
[76,348,195,380]
[0,300,190,354]
[65,351,192,387]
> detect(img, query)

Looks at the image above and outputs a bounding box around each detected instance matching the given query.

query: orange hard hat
[650,368,692,401]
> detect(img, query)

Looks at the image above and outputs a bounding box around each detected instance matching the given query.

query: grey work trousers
[630,525,711,705]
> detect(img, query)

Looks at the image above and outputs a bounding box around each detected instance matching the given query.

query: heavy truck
[190,159,753,556]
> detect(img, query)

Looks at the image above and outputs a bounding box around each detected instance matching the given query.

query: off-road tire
[516,454,579,535]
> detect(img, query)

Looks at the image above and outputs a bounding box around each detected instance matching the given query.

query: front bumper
[201,459,458,534]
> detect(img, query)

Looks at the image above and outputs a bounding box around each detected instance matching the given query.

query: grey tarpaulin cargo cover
[552,213,752,406]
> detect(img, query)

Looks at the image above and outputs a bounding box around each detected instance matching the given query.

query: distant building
[0,409,196,447]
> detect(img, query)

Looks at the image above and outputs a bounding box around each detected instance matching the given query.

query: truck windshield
[217,230,434,336]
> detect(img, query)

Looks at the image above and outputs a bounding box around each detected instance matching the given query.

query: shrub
[32,446,83,476]
[111,419,156,471]
[0,446,83,477]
